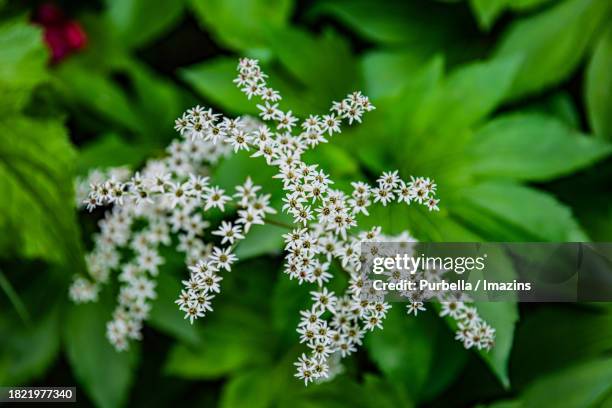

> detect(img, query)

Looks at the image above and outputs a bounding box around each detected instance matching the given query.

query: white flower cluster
[70,117,275,350]
[72,56,494,383]
[173,58,447,384]
[442,301,495,350]
[361,242,495,351]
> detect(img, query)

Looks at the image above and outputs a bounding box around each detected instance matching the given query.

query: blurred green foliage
[1,0,612,407]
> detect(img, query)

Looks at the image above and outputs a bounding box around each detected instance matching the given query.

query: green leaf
[469,0,510,30]
[0,307,60,385]
[412,56,521,135]
[104,0,185,48]
[0,117,83,268]
[360,51,437,99]
[53,60,143,132]
[511,307,612,388]
[365,307,467,401]
[303,143,360,179]
[365,306,433,398]
[180,57,258,115]
[494,0,612,99]
[77,133,152,175]
[120,59,188,143]
[190,0,293,53]
[148,271,201,345]
[522,91,581,128]
[213,150,281,199]
[164,304,273,379]
[279,375,387,408]
[0,19,48,114]
[362,375,414,408]
[586,27,612,141]
[220,368,276,408]
[468,113,612,181]
[468,0,555,30]
[271,273,312,346]
[234,223,287,260]
[473,302,518,388]
[453,182,587,241]
[266,27,359,106]
[520,357,612,407]
[309,0,466,48]
[508,0,554,11]
[64,294,140,408]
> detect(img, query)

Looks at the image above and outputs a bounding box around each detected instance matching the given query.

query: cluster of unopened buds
[71,57,493,384]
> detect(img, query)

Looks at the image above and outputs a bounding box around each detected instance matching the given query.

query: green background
[1,0,612,407]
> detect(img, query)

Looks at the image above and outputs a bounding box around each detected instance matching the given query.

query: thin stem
[0,269,31,325]
[265,217,294,230]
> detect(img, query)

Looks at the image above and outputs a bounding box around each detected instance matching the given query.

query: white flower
[310,287,337,313]
[203,186,230,211]
[321,114,341,135]
[257,102,281,121]
[210,246,237,271]
[226,129,251,152]
[276,110,298,131]
[406,301,426,316]
[212,221,245,245]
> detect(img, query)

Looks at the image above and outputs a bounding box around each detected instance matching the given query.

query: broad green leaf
[266,27,359,107]
[365,306,433,399]
[190,0,293,53]
[164,304,273,379]
[468,113,612,181]
[362,375,414,408]
[213,150,281,195]
[469,0,510,30]
[64,294,140,408]
[278,376,389,408]
[421,212,484,242]
[365,307,466,401]
[337,56,444,176]
[309,0,468,49]
[0,19,48,114]
[469,0,555,29]
[520,357,612,407]
[412,56,521,135]
[438,246,517,388]
[77,133,152,175]
[421,314,470,401]
[0,306,60,385]
[511,307,612,388]
[586,27,612,140]
[220,368,276,408]
[120,58,188,143]
[0,117,83,268]
[453,182,587,241]
[494,0,612,99]
[472,302,518,388]
[360,51,440,99]
[271,273,312,346]
[53,60,143,132]
[522,91,581,128]
[180,57,258,115]
[486,400,522,408]
[509,0,554,10]
[303,144,360,179]
[148,271,201,345]
[234,223,287,260]
[104,0,185,48]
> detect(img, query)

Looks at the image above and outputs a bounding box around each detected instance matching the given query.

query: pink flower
[32,3,87,63]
